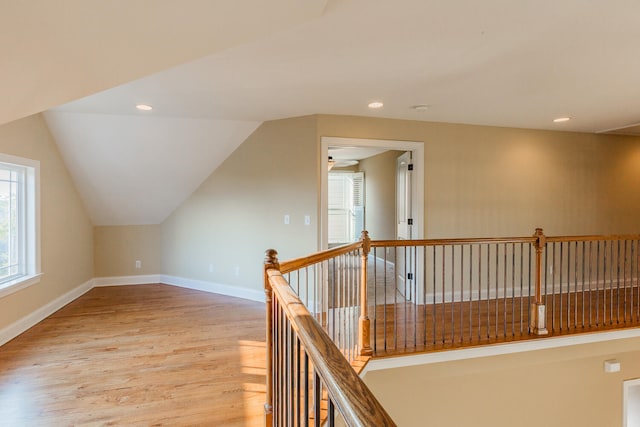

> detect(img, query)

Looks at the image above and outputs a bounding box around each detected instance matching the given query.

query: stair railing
[264,249,395,427]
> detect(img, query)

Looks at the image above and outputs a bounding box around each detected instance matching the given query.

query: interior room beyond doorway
[320,137,424,251]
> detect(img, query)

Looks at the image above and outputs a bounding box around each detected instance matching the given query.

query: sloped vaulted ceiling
[2,0,327,225]
[12,0,640,225]
[44,112,260,225]
[0,0,327,125]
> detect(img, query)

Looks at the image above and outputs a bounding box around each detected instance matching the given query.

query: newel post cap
[264,249,280,269]
[360,230,371,255]
[533,227,546,249]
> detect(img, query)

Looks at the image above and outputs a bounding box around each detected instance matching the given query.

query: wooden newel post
[530,229,549,336]
[264,249,279,427]
[359,231,373,356]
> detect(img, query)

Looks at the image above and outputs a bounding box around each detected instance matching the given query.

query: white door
[396,151,412,240]
[396,152,413,299]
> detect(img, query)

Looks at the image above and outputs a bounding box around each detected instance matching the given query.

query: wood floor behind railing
[0,284,266,426]
[370,289,640,356]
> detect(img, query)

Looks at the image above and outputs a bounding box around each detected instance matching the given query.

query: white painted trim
[624,377,640,427]
[0,278,93,346]
[373,254,395,268]
[0,273,43,298]
[398,278,639,304]
[93,274,162,287]
[93,274,265,302]
[360,328,640,377]
[160,275,265,303]
[0,153,42,290]
[320,137,425,250]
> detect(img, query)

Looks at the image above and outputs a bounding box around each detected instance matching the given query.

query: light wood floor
[369,289,640,355]
[0,284,266,426]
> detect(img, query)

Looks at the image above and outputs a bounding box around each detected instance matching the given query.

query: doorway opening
[320,137,424,250]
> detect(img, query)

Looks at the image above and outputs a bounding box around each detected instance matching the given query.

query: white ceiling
[53,0,640,133]
[13,0,640,225]
[44,112,260,225]
[0,0,327,126]
[328,147,390,161]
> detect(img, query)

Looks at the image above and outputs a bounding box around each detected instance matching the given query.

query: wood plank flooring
[0,284,266,426]
[369,289,640,356]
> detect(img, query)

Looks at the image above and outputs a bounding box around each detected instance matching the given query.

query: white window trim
[0,152,41,299]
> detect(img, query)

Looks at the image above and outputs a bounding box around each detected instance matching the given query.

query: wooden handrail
[268,228,640,370]
[265,228,640,425]
[278,233,640,276]
[266,268,396,427]
[278,241,362,274]
[371,236,537,247]
[545,234,640,242]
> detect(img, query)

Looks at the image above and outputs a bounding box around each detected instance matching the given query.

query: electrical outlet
[135,260,142,269]
[304,215,311,225]
[284,214,290,225]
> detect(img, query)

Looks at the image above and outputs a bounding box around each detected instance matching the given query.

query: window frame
[0,153,41,299]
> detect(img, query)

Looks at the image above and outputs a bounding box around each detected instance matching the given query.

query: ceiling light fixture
[553,117,570,123]
[136,104,153,111]
[411,104,429,112]
[335,160,359,168]
[368,101,384,109]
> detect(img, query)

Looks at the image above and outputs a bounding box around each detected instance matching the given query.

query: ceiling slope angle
[47,0,640,133]
[44,111,261,226]
[0,0,327,126]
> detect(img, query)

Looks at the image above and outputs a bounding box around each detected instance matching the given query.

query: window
[327,172,364,244]
[0,153,40,298]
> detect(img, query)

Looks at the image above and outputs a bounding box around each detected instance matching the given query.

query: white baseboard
[94,274,264,302]
[0,278,94,346]
[0,274,265,346]
[93,274,162,287]
[360,328,640,377]
[160,275,265,303]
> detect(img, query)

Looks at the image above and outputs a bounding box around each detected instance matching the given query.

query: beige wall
[93,114,640,285]
[0,114,93,329]
[94,225,161,277]
[601,137,640,231]
[364,337,640,427]
[318,115,640,238]
[358,150,404,240]
[161,116,318,292]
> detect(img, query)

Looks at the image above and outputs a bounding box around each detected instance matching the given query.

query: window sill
[0,273,43,299]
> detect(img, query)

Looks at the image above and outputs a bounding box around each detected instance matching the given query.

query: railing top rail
[266,269,396,427]
[278,232,640,274]
[546,234,640,243]
[371,236,537,247]
[279,241,362,274]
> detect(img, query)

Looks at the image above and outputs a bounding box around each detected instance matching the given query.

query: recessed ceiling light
[136,104,153,111]
[553,117,571,123]
[368,101,384,109]
[411,104,429,112]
